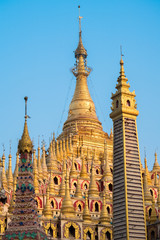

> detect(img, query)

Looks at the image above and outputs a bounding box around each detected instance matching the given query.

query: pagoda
[2,97,48,240]
[110,56,146,239]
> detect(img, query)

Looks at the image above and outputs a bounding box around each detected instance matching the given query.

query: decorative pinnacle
[18,97,33,153]
[24,96,28,119]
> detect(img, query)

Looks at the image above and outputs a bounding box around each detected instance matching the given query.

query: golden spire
[99,193,110,225]
[110,55,139,119]
[83,193,91,223]
[49,173,54,195]
[103,140,112,180]
[13,152,19,192]
[43,185,52,219]
[63,10,102,133]
[70,155,77,177]
[150,196,157,223]
[47,142,58,172]
[42,145,48,179]
[75,176,82,198]
[33,149,39,194]
[18,97,33,153]
[61,162,75,218]
[153,152,160,172]
[37,144,43,180]
[8,153,13,190]
[144,157,152,185]
[88,161,99,197]
[143,159,152,203]
[59,160,66,196]
[2,153,8,190]
[80,156,89,179]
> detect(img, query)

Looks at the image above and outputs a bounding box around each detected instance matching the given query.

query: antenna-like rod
[78,5,83,34]
[24,96,28,119]
[120,45,124,58]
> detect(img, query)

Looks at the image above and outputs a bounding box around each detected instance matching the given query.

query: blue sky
[0,0,160,170]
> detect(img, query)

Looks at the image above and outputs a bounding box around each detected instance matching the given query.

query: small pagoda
[3,97,48,240]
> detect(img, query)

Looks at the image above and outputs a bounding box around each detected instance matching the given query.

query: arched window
[69,225,75,238]
[48,227,53,237]
[51,200,54,208]
[74,163,77,170]
[54,177,58,185]
[78,204,81,211]
[95,202,99,212]
[127,100,130,106]
[107,206,110,214]
[149,208,152,217]
[35,200,38,207]
[86,231,91,240]
[150,189,153,196]
[96,169,99,174]
[106,231,111,240]
[116,100,119,108]
[84,184,88,189]
[109,183,113,192]
[74,182,77,188]
[151,230,155,240]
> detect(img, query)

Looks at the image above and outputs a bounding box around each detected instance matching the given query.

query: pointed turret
[61,163,75,218]
[37,144,43,180]
[42,145,48,179]
[59,160,66,196]
[88,161,99,198]
[83,193,91,223]
[75,176,82,198]
[33,149,39,194]
[3,97,48,240]
[43,185,52,219]
[70,155,77,177]
[47,142,58,172]
[2,153,8,190]
[80,157,89,179]
[144,157,152,185]
[144,158,152,203]
[150,196,157,223]
[103,140,112,180]
[99,193,110,225]
[7,153,13,190]
[153,152,160,172]
[49,173,54,195]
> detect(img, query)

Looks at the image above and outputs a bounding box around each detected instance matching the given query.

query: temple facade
[0,17,159,240]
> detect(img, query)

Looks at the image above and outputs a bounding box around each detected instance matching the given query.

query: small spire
[75,176,82,198]
[157,185,160,208]
[33,149,39,194]
[8,191,15,214]
[88,160,99,197]
[80,156,89,179]
[103,140,112,180]
[99,193,110,225]
[1,154,7,190]
[37,144,43,180]
[61,162,75,218]
[83,193,91,223]
[143,160,152,203]
[42,145,48,179]
[8,153,13,190]
[153,152,160,171]
[18,97,33,153]
[43,185,52,219]
[70,155,77,177]
[150,196,157,223]
[49,173,54,195]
